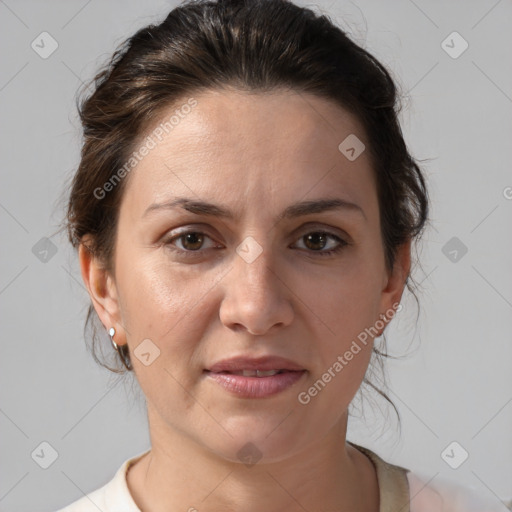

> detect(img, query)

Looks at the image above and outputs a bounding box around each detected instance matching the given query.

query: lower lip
[204,370,307,398]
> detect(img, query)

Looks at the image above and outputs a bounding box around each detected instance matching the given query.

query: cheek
[296,258,382,391]
[116,255,211,411]
[300,285,376,415]
[301,259,382,336]
[116,251,226,357]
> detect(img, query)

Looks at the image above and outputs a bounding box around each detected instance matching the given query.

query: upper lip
[206,355,305,373]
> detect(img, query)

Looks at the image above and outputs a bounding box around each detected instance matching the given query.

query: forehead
[120,88,377,221]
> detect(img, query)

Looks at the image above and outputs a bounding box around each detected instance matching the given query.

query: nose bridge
[235,234,277,294]
[219,232,293,335]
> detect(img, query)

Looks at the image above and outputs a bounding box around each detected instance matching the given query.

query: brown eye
[179,232,205,251]
[303,232,329,251]
[294,231,348,257]
[164,230,218,257]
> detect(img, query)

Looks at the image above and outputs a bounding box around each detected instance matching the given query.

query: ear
[377,238,412,334]
[78,235,126,347]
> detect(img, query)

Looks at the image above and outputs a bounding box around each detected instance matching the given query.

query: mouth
[203,355,307,398]
[207,369,290,377]
[206,355,306,374]
[203,368,307,398]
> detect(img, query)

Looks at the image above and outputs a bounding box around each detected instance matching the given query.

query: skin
[80,87,411,512]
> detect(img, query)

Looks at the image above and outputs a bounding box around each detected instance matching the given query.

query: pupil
[305,233,326,250]
[184,233,203,250]
[182,233,328,251]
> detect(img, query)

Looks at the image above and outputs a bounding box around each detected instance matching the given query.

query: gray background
[1,0,511,510]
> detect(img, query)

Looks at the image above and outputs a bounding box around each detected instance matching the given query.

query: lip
[204,370,307,398]
[206,355,305,373]
[204,355,307,399]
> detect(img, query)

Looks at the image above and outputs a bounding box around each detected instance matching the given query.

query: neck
[127,406,379,512]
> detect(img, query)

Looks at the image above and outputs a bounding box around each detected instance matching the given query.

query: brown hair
[64,0,430,430]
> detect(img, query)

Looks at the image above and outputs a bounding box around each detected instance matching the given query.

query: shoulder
[407,470,512,512]
[349,441,511,512]
[53,450,149,512]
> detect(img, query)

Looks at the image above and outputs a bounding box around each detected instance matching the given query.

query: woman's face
[85,88,409,463]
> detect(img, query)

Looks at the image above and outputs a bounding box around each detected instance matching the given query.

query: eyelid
[163,221,350,244]
[163,224,350,259]
[291,230,348,255]
[163,228,220,250]
[293,222,352,243]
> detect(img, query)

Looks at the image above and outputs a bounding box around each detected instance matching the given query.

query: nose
[218,242,294,335]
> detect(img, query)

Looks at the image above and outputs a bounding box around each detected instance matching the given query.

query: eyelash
[163,230,348,258]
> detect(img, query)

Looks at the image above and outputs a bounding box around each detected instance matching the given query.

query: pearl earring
[108,327,118,351]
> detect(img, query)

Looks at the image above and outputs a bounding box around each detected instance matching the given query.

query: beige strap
[348,441,411,512]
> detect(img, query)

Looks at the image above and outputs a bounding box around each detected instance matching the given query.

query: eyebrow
[142,197,366,222]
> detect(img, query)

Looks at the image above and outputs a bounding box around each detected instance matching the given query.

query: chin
[201,417,311,466]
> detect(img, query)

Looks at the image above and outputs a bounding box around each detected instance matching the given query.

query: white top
[55,442,511,512]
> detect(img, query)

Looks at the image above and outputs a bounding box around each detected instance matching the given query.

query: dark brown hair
[64,0,430,430]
